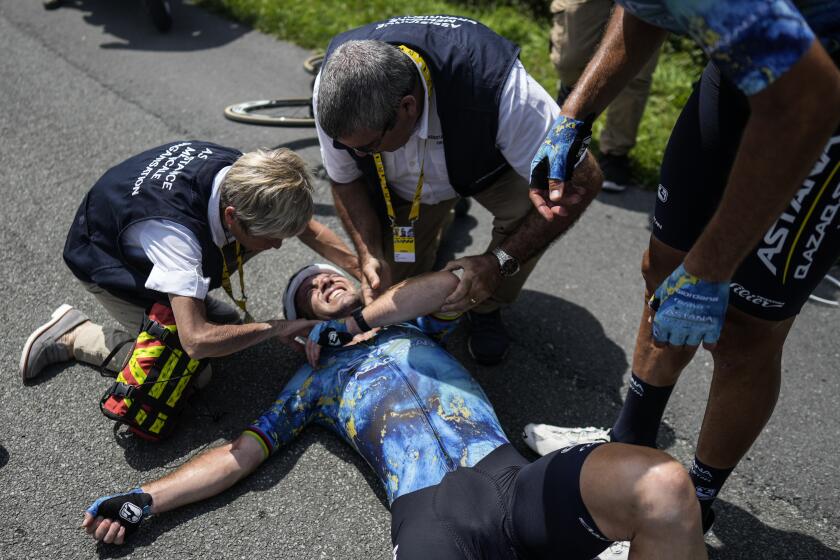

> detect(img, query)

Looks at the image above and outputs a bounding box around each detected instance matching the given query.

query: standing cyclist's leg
[609,237,697,447]
[690,120,840,523]
[687,309,793,524]
[610,62,741,447]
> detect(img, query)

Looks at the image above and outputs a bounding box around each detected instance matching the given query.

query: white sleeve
[496,60,561,181]
[122,220,211,299]
[312,73,364,184]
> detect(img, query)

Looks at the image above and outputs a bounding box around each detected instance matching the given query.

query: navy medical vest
[323,15,521,197]
[63,141,242,306]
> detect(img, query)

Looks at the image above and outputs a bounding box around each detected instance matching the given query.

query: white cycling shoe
[522,423,610,456]
[596,541,630,560]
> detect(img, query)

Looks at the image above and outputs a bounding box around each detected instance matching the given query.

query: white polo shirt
[313,58,559,204]
[120,166,233,300]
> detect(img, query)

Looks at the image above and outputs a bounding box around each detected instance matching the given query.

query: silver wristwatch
[491,247,520,278]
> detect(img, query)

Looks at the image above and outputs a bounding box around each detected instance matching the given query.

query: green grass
[197,0,704,187]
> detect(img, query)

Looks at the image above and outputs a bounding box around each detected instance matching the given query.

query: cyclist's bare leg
[697,309,794,468]
[631,237,697,387]
[635,235,796,473]
[581,443,707,559]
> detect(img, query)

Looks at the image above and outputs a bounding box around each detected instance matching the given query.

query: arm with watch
[438,151,603,314]
[305,270,462,367]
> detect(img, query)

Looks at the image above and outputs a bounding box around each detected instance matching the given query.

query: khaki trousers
[72,282,143,372]
[73,281,240,372]
[550,0,660,156]
[382,168,545,313]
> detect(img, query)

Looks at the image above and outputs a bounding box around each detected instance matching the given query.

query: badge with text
[392,226,416,263]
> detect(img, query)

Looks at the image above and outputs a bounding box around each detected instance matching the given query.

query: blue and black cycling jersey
[616,0,840,94]
[243,324,612,559]
[245,323,509,502]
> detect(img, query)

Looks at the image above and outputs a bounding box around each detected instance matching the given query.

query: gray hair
[220,148,314,239]
[317,40,418,139]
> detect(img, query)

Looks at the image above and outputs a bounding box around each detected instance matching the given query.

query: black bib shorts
[654,62,840,321]
[389,442,611,560]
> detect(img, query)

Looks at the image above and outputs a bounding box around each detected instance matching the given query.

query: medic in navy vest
[324,15,520,197]
[63,140,241,307]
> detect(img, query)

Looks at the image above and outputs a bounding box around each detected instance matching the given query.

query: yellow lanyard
[220,242,253,323]
[373,45,434,227]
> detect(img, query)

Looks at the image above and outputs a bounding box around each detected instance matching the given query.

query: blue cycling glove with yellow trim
[649,264,730,346]
[529,114,593,188]
[85,488,152,536]
[414,311,463,343]
[308,320,354,348]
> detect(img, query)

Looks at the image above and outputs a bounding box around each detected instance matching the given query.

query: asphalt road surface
[1,1,838,559]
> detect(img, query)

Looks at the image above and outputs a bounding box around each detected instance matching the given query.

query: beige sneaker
[19,304,88,383]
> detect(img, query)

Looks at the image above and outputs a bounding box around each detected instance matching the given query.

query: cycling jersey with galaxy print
[616,0,840,95]
[244,323,509,504]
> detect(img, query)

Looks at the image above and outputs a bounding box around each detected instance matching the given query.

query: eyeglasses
[351,120,393,155]
[335,115,396,156]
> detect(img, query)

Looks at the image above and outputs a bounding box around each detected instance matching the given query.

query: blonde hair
[220,148,314,239]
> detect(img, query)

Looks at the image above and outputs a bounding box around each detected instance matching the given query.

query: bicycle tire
[303,53,324,75]
[223,98,315,127]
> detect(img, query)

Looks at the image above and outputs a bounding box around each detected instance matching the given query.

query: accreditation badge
[392,225,416,263]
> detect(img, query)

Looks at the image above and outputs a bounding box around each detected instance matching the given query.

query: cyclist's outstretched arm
[683,42,840,281]
[82,435,266,544]
[82,363,336,545]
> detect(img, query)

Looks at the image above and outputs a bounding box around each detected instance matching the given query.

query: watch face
[500,258,519,277]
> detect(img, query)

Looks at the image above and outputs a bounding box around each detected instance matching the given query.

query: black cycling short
[389,442,611,560]
[655,62,840,321]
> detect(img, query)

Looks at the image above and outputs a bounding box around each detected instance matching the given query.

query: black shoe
[467,309,510,366]
[598,153,633,192]
[702,507,716,534]
[43,0,62,9]
[454,198,471,218]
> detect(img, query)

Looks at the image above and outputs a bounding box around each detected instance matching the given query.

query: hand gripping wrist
[649,263,730,346]
[85,488,152,536]
[308,320,354,348]
[529,114,594,187]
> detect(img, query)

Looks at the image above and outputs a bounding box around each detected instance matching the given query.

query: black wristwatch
[491,247,520,278]
[352,307,372,332]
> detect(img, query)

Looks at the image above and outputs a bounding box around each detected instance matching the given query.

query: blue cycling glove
[649,264,730,346]
[308,320,354,348]
[414,312,463,343]
[530,114,593,188]
[85,488,152,536]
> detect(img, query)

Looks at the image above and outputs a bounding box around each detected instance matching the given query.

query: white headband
[282,263,346,319]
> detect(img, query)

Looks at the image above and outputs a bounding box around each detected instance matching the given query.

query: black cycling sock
[689,456,734,519]
[609,373,674,447]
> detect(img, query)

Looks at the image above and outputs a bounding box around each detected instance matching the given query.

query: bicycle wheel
[223,98,315,127]
[303,53,324,76]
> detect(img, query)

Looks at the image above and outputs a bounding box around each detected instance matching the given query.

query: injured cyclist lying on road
[82,264,708,559]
